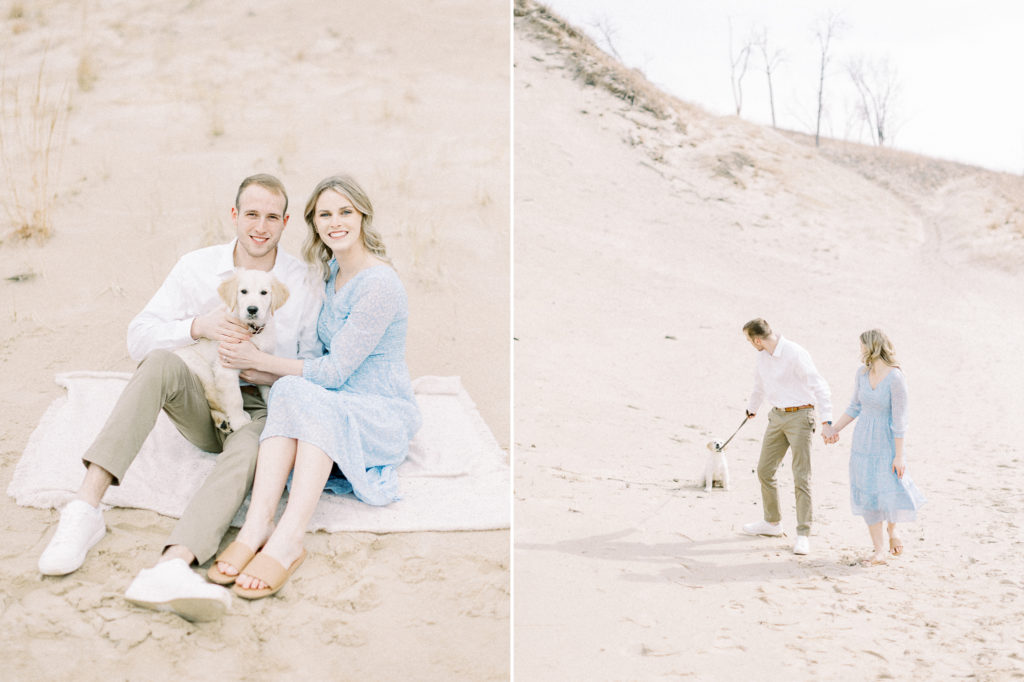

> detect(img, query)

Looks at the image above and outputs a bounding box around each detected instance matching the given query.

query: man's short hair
[235,174,288,215]
[743,318,772,339]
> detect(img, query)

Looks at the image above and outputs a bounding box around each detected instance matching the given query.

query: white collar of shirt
[223,238,286,278]
[770,335,789,358]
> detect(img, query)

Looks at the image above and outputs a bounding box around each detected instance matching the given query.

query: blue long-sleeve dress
[260,262,421,504]
[846,366,925,524]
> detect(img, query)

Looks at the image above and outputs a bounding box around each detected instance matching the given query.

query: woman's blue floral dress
[846,367,925,524]
[260,263,421,504]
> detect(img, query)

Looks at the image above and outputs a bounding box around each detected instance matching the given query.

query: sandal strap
[214,541,256,572]
[242,553,289,588]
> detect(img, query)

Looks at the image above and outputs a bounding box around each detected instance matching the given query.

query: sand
[0,1,508,680]
[514,2,1024,679]
[8,1,1024,679]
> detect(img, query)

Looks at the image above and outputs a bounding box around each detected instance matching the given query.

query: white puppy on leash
[703,415,748,492]
[704,439,730,492]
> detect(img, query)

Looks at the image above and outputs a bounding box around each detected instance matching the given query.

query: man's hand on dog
[191,307,252,344]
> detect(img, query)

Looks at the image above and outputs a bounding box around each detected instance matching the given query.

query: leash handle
[719,415,750,450]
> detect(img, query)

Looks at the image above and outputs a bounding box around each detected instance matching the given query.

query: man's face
[746,334,765,352]
[232,184,288,260]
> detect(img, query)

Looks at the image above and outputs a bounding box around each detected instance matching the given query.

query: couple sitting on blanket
[37,173,422,621]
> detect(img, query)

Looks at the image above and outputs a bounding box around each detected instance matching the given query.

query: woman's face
[314,189,363,254]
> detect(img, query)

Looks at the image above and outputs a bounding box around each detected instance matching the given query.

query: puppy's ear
[270,277,290,313]
[218,274,240,311]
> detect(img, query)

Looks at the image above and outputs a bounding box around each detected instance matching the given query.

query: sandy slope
[0,1,509,680]
[514,3,1024,679]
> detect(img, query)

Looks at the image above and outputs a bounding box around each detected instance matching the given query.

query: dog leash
[636,415,750,529]
[717,415,750,451]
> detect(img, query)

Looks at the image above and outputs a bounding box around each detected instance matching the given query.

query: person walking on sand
[740,318,835,555]
[824,329,925,565]
[36,174,321,621]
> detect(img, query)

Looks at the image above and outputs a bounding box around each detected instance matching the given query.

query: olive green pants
[756,407,815,537]
[82,349,267,564]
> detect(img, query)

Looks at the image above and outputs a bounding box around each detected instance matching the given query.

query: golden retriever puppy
[175,268,289,434]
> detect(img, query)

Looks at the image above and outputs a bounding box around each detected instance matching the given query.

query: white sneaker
[793,536,810,555]
[124,558,231,622]
[742,520,784,536]
[38,499,106,576]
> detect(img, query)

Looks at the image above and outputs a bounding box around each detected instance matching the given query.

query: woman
[209,174,421,597]
[827,329,925,565]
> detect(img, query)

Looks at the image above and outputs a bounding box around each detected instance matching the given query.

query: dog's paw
[210,409,233,434]
[227,412,252,432]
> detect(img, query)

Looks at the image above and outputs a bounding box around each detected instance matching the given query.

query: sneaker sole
[125,596,228,622]
[39,525,107,576]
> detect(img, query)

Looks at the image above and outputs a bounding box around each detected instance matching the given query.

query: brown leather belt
[782,404,814,412]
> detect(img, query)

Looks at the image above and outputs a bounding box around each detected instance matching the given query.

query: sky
[539,0,1024,174]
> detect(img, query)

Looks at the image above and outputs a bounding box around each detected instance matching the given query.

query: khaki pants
[756,407,814,536]
[82,349,267,564]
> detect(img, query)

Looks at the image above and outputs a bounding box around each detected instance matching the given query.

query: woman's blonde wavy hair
[859,329,899,369]
[301,175,391,281]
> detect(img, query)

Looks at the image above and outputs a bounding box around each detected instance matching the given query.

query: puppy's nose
[247,305,258,315]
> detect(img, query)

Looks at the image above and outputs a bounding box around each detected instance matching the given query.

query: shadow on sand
[517,528,858,585]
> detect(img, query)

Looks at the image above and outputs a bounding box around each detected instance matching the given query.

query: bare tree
[848,56,901,146]
[813,11,844,146]
[753,26,784,128]
[728,18,754,116]
[590,14,623,62]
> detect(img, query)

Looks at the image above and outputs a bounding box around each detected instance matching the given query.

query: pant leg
[756,409,791,524]
[166,391,268,564]
[83,350,222,485]
[785,409,815,536]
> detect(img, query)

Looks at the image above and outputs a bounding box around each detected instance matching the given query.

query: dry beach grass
[0,1,509,679]
[514,1,1024,679]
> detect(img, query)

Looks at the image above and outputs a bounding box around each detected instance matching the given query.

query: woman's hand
[892,455,906,479]
[218,339,264,371]
[240,369,280,386]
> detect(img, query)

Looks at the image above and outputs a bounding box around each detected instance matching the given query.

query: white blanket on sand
[8,372,509,533]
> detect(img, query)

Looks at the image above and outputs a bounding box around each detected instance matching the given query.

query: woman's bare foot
[235,532,305,591]
[888,528,904,556]
[215,522,274,578]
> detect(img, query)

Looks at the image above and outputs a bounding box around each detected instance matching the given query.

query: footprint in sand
[397,556,445,584]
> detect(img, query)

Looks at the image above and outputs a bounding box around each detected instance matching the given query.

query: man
[740,318,834,555]
[37,174,320,621]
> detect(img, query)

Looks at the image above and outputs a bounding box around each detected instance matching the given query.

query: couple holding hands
[37,173,420,621]
[739,318,925,565]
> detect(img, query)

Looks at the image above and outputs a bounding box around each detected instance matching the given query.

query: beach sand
[514,2,1024,679]
[0,1,509,679]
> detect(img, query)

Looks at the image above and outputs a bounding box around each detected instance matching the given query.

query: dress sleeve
[126,259,200,362]
[301,273,401,389]
[845,368,864,419]
[890,369,908,438]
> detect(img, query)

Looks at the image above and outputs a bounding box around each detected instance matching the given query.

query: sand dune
[514,2,1024,679]
[0,2,508,679]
